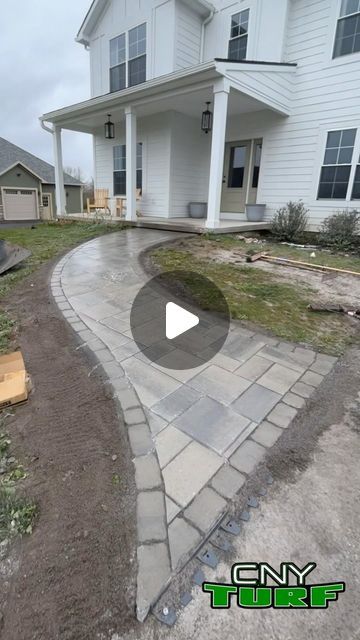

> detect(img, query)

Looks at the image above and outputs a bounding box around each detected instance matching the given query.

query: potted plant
[245,204,266,222]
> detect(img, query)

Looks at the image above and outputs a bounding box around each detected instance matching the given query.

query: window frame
[109,22,147,93]
[317,127,360,201]
[113,142,143,196]
[333,0,360,59]
[228,8,250,61]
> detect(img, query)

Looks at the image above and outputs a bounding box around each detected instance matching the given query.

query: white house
[40,0,360,230]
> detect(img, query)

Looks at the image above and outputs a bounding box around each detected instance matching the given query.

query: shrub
[319,210,360,251]
[271,201,309,242]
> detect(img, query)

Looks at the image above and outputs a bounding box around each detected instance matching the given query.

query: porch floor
[61,213,271,235]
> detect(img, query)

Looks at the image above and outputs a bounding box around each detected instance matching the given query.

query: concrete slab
[231,383,281,423]
[184,487,227,533]
[230,440,267,475]
[168,517,201,571]
[187,365,251,405]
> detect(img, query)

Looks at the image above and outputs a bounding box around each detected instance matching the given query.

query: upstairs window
[113,143,143,195]
[318,129,356,199]
[352,153,360,198]
[228,9,249,60]
[110,34,126,92]
[110,23,146,93]
[333,0,360,58]
[128,24,147,87]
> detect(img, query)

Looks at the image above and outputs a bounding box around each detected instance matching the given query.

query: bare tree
[64,166,86,183]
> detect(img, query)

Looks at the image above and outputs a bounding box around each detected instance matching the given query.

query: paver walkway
[51,229,336,620]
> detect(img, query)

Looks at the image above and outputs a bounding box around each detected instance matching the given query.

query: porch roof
[40,59,296,133]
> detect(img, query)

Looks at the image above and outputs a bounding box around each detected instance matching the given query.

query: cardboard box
[0,351,28,409]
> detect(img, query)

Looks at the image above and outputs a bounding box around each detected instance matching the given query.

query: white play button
[166,302,199,340]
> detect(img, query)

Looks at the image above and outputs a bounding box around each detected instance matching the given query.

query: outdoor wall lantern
[105,114,115,139]
[201,102,213,134]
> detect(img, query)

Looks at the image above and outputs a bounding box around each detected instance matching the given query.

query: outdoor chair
[87,189,110,215]
[116,189,142,218]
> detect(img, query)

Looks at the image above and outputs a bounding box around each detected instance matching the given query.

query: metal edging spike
[197,548,219,569]
[220,519,242,536]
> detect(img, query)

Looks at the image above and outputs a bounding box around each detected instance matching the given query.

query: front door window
[228,146,246,188]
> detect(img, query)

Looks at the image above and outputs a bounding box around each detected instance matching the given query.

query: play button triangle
[166,302,199,340]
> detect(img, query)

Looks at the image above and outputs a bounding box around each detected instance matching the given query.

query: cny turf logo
[203,563,345,610]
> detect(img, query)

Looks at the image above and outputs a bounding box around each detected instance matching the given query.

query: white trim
[1,186,39,221]
[324,0,360,68]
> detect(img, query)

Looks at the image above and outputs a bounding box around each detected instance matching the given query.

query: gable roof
[76,0,214,45]
[0,137,82,186]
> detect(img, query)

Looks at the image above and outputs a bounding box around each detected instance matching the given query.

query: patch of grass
[0,220,119,352]
[0,488,37,541]
[151,247,356,355]
[206,234,360,273]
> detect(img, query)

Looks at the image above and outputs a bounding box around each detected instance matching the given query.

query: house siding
[174,1,202,70]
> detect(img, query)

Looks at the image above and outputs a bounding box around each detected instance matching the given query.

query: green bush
[271,201,309,242]
[319,210,360,251]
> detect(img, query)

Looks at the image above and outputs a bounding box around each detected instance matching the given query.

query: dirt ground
[0,258,138,640]
[173,237,360,307]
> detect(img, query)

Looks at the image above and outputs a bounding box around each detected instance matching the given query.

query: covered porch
[40,60,295,230]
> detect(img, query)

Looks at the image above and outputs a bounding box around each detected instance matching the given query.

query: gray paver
[124,407,146,426]
[152,386,202,422]
[122,357,181,408]
[145,409,168,436]
[128,424,154,457]
[137,543,171,622]
[230,440,267,475]
[101,362,125,380]
[162,441,222,507]
[116,388,139,411]
[211,465,246,499]
[283,392,306,409]
[251,422,283,448]
[184,487,227,533]
[223,336,265,361]
[137,491,167,543]
[234,355,272,381]
[173,397,250,455]
[257,346,306,373]
[168,517,201,571]
[257,363,302,395]
[300,370,324,388]
[311,354,336,376]
[134,454,162,490]
[267,403,297,428]
[155,426,192,469]
[231,383,281,423]
[292,381,315,399]
[187,365,251,405]
[165,495,181,524]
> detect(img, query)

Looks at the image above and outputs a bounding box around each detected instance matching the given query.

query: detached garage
[0,137,83,221]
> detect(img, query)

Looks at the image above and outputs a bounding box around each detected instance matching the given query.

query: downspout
[200,6,215,63]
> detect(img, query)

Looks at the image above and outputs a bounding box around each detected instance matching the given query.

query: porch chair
[87,189,111,215]
[116,189,142,218]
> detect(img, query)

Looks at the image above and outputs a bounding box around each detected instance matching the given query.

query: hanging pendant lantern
[104,114,115,139]
[201,102,213,134]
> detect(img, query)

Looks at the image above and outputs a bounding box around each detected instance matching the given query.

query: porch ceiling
[40,60,295,134]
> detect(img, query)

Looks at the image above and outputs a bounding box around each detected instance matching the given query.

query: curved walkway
[51,228,336,622]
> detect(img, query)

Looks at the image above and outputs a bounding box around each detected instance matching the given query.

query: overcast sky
[0,0,94,180]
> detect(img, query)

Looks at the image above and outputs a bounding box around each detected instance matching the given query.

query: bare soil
[0,257,138,640]
[174,238,360,307]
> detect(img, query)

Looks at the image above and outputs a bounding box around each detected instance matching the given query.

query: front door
[42,193,53,219]
[221,139,262,213]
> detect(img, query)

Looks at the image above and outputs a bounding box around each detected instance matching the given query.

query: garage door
[2,188,38,220]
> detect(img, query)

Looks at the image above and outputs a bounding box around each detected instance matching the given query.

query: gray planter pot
[246,204,266,222]
[189,202,207,219]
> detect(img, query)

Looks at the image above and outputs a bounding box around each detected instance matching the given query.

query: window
[228,146,246,188]
[228,9,249,60]
[333,0,360,58]
[318,129,356,199]
[110,23,146,93]
[113,143,143,195]
[252,143,262,188]
[352,154,360,198]
[110,34,126,92]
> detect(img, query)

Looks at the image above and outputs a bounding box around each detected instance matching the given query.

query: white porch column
[125,106,137,222]
[206,80,230,230]
[53,125,66,216]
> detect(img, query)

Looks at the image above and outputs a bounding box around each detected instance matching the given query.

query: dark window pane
[129,23,146,59]
[320,166,336,182]
[113,145,126,171]
[335,165,351,181]
[318,182,333,199]
[136,170,142,190]
[341,128,357,146]
[343,14,358,35]
[110,34,126,67]
[228,35,248,60]
[233,146,246,168]
[324,149,338,164]
[229,168,244,188]
[341,0,360,17]
[128,55,146,87]
[327,131,341,147]
[110,63,126,92]
[332,182,349,198]
[338,147,354,163]
[137,143,143,169]
[252,166,260,188]
[352,180,360,198]
[114,171,126,195]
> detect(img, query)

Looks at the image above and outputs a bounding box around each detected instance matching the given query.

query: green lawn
[151,244,358,355]
[0,221,120,352]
